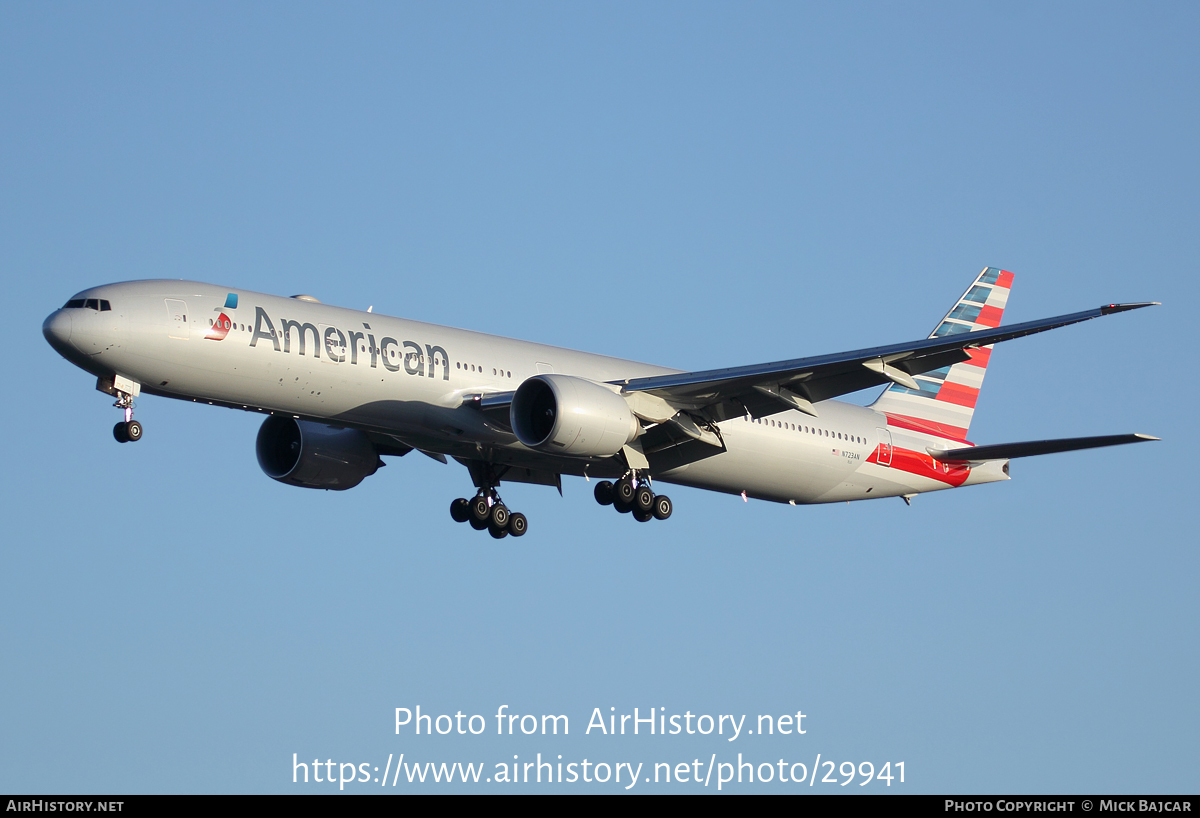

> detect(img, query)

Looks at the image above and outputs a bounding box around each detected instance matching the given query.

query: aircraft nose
[42,309,75,355]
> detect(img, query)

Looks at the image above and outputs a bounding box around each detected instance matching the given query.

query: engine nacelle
[256,416,380,490]
[510,374,639,457]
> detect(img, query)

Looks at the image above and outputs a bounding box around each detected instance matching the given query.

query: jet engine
[510,374,639,457]
[255,416,381,490]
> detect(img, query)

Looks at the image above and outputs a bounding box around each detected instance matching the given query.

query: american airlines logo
[205,312,234,341]
[204,293,239,342]
[217,305,450,380]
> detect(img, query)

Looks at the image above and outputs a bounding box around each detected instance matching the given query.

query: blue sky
[1,2,1196,793]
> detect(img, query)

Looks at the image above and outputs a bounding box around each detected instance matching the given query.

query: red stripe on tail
[884,413,970,442]
[936,381,980,409]
[976,305,1003,327]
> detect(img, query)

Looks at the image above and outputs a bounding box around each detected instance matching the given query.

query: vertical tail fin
[870,267,1013,440]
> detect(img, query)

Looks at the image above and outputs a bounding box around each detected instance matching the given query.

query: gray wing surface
[619,303,1156,422]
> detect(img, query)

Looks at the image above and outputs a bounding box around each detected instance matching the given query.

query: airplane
[42,267,1158,538]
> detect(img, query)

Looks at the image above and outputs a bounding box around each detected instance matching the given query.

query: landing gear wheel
[652,495,673,520]
[594,481,614,506]
[633,508,653,523]
[461,478,524,538]
[634,486,654,512]
[508,513,528,537]
[614,476,636,505]
[613,497,633,514]
[469,496,491,524]
[111,391,139,443]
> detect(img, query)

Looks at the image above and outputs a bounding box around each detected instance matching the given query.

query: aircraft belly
[814,463,938,502]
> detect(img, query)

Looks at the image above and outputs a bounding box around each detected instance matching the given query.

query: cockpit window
[62,298,111,310]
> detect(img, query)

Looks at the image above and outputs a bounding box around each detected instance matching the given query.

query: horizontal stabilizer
[932,433,1159,462]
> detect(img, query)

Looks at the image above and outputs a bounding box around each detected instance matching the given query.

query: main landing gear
[593,472,672,523]
[450,490,528,539]
[111,392,143,443]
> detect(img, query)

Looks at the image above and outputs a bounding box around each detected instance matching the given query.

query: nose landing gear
[111,392,143,443]
[594,472,672,522]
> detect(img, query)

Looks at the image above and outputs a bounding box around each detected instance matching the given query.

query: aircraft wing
[620,302,1156,422]
[930,433,1159,463]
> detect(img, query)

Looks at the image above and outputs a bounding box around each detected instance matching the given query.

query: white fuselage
[43,280,1008,504]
